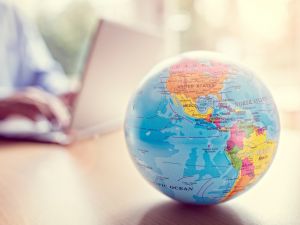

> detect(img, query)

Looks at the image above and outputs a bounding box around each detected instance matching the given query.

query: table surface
[0,129,299,225]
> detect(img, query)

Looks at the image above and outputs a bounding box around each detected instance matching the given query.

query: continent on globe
[166,59,228,120]
[223,122,276,201]
[125,51,280,205]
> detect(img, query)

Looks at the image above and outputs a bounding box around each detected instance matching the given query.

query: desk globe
[124,51,280,205]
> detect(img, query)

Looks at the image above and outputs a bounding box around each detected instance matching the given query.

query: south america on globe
[124,51,280,205]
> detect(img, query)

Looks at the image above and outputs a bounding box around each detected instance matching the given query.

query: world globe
[124,51,280,205]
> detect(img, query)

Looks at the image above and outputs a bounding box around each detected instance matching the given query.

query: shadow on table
[138,201,246,225]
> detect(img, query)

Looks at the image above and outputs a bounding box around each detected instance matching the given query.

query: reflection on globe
[124,51,280,205]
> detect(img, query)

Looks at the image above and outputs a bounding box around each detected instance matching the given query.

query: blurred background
[13,0,300,130]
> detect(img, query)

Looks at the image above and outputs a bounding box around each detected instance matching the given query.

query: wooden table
[0,129,298,225]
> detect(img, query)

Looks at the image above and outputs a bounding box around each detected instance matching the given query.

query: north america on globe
[124,52,280,205]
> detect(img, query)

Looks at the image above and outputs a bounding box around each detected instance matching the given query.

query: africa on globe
[124,51,280,205]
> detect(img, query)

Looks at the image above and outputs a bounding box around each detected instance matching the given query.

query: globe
[124,51,280,205]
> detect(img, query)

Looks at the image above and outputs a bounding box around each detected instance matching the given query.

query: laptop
[0,19,164,144]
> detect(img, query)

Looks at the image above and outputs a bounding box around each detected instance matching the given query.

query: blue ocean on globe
[124,52,280,205]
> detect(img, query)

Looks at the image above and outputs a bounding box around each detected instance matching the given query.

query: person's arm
[0,4,75,128]
[12,6,70,95]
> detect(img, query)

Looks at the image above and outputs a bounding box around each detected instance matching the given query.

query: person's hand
[0,88,70,128]
[60,91,78,109]
[59,77,80,109]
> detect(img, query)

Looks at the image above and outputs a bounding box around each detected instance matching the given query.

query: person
[0,1,75,129]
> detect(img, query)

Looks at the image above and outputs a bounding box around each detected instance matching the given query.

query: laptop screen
[71,19,164,134]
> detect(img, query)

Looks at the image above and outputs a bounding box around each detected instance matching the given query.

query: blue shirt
[0,1,69,98]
